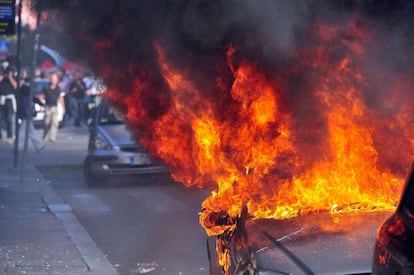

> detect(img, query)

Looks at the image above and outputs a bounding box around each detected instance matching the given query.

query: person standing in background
[17,69,46,151]
[0,60,18,144]
[43,71,63,142]
[70,72,86,127]
[61,70,75,126]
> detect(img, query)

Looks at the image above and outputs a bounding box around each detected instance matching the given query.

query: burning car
[32,2,414,274]
[206,161,414,275]
[206,210,391,275]
[83,101,166,186]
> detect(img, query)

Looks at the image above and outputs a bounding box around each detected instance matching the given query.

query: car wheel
[83,156,105,187]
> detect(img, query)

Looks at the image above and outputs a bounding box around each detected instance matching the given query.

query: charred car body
[207,163,414,275]
[207,210,390,275]
[83,101,166,186]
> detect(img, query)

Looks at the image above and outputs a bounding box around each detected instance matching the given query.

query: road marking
[65,193,111,215]
[127,190,187,214]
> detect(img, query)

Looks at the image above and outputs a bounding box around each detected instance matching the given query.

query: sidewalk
[0,142,116,274]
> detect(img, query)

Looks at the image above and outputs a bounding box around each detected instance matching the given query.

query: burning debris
[34,0,414,272]
[203,206,250,273]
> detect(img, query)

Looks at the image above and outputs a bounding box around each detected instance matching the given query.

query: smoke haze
[35,0,414,184]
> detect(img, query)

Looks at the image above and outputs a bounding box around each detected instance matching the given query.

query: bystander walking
[43,71,63,142]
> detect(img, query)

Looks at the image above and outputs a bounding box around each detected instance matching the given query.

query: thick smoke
[37,0,414,179]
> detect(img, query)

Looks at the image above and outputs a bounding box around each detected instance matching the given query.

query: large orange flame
[107,18,413,238]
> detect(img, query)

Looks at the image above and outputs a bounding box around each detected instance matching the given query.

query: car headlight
[94,133,113,151]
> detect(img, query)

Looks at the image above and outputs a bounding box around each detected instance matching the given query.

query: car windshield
[98,105,125,125]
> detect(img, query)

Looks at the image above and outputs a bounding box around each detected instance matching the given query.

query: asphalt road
[29,126,211,275]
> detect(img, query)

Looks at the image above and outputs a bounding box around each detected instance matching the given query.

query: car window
[98,105,125,125]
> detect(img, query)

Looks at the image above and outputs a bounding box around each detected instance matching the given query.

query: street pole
[13,0,23,169]
[20,1,41,183]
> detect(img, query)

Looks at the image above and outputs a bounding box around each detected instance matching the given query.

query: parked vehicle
[83,101,166,187]
[372,163,414,274]
[33,78,65,127]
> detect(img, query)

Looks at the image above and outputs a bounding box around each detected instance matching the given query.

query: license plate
[129,155,135,165]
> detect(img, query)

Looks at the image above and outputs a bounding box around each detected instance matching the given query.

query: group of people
[0,58,104,151]
[61,70,104,128]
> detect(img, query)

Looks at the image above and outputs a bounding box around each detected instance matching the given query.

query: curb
[28,162,118,275]
[49,206,116,275]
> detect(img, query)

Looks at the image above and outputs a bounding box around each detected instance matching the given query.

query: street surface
[26,126,211,275]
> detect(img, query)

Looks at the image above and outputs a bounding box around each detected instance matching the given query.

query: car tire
[83,156,105,187]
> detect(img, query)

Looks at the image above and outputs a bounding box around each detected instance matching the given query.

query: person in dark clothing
[70,73,86,127]
[0,61,18,143]
[17,69,46,151]
[43,72,62,142]
[61,71,75,125]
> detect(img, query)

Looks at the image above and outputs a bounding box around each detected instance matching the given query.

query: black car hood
[244,211,392,275]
